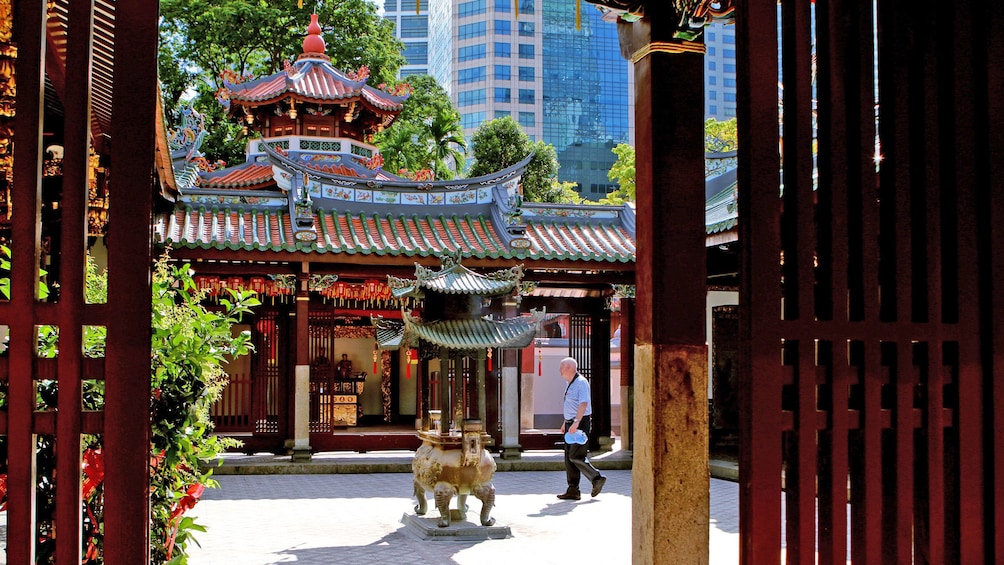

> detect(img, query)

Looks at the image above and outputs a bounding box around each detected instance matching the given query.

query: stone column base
[290,446,312,462]
[500,445,522,460]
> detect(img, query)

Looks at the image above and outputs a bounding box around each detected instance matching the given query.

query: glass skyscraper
[704,22,738,120]
[382,0,431,77]
[425,0,634,200]
[388,2,733,197]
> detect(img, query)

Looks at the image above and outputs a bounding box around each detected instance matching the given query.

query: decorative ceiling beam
[584,0,735,40]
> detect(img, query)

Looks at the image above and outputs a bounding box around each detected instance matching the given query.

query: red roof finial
[302,13,326,55]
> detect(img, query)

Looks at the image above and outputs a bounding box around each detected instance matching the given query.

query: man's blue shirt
[563,374,592,419]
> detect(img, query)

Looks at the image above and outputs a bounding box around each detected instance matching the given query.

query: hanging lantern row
[316,278,394,307]
[192,275,397,307]
[194,274,296,298]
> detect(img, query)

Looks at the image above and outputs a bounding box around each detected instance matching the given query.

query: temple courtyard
[182,470,743,565]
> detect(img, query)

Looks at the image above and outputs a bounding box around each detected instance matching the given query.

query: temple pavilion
[151,15,641,458]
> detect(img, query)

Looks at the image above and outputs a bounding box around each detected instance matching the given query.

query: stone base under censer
[400,512,512,541]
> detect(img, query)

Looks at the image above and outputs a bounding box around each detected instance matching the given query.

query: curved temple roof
[387,253,523,298]
[401,310,545,350]
[155,14,738,270]
[223,57,408,112]
[156,117,640,264]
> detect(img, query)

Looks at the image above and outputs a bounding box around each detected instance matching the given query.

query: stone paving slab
[184,471,743,565]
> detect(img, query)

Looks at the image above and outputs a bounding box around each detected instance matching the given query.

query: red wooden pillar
[54,0,95,562]
[6,1,47,562]
[290,265,312,460]
[990,2,1004,561]
[103,1,160,563]
[619,296,634,451]
[734,1,784,562]
[622,4,709,563]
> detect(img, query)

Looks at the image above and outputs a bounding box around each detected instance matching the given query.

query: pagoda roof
[154,205,635,263]
[388,257,523,298]
[223,55,408,112]
[374,310,545,350]
[199,163,276,189]
[704,167,739,240]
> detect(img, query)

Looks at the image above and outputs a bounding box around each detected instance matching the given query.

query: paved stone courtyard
[184,471,742,565]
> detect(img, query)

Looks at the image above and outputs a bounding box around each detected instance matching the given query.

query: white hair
[560,357,578,371]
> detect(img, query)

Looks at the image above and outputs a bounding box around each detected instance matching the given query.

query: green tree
[374,75,467,179]
[159,0,406,164]
[376,121,425,175]
[425,108,468,180]
[705,117,738,152]
[467,116,577,203]
[598,143,635,205]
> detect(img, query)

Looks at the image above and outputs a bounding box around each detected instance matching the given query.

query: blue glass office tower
[542,4,632,198]
[428,0,634,200]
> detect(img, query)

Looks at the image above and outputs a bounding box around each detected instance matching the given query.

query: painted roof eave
[261,141,533,192]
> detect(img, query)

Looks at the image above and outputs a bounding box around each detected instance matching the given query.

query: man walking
[556,356,606,500]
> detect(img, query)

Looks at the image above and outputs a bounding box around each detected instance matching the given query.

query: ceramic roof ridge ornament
[301,13,326,57]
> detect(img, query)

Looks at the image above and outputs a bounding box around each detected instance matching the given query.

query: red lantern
[250,276,265,293]
[373,347,378,374]
[487,348,493,372]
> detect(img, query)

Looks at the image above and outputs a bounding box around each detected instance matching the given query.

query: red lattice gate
[1,2,160,563]
[737,1,1003,563]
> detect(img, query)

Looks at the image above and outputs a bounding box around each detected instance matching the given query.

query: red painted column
[6,2,47,563]
[103,1,159,563]
[621,5,709,563]
[290,266,312,460]
[734,1,786,563]
[989,2,1004,561]
[55,0,95,562]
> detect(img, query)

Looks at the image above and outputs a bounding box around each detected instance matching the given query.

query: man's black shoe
[557,490,581,501]
[591,476,607,497]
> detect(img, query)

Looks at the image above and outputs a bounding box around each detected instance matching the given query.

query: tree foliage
[373,75,466,180]
[597,143,635,205]
[467,116,577,203]
[705,117,738,152]
[158,0,406,164]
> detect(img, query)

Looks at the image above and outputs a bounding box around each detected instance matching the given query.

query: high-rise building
[426,0,634,200]
[381,0,431,77]
[704,22,738,120]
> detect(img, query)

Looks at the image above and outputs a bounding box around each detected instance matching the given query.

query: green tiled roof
[413,262,522,296]
[402,310,545,350]
[154,205,637,263]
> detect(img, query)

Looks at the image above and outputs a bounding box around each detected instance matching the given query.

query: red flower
[170,483,205,520]
[82,448,105,500]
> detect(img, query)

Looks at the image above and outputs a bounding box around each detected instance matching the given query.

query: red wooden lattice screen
[737,1,1002,563]
[2,1,160,563]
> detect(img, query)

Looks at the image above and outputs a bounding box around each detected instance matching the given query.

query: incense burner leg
[434,482,457,527]
[473,482,496,526]
[413,480,428,515]
[457,493,469,521]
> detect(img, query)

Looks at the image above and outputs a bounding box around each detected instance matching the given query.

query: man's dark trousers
[564,415,601,490]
